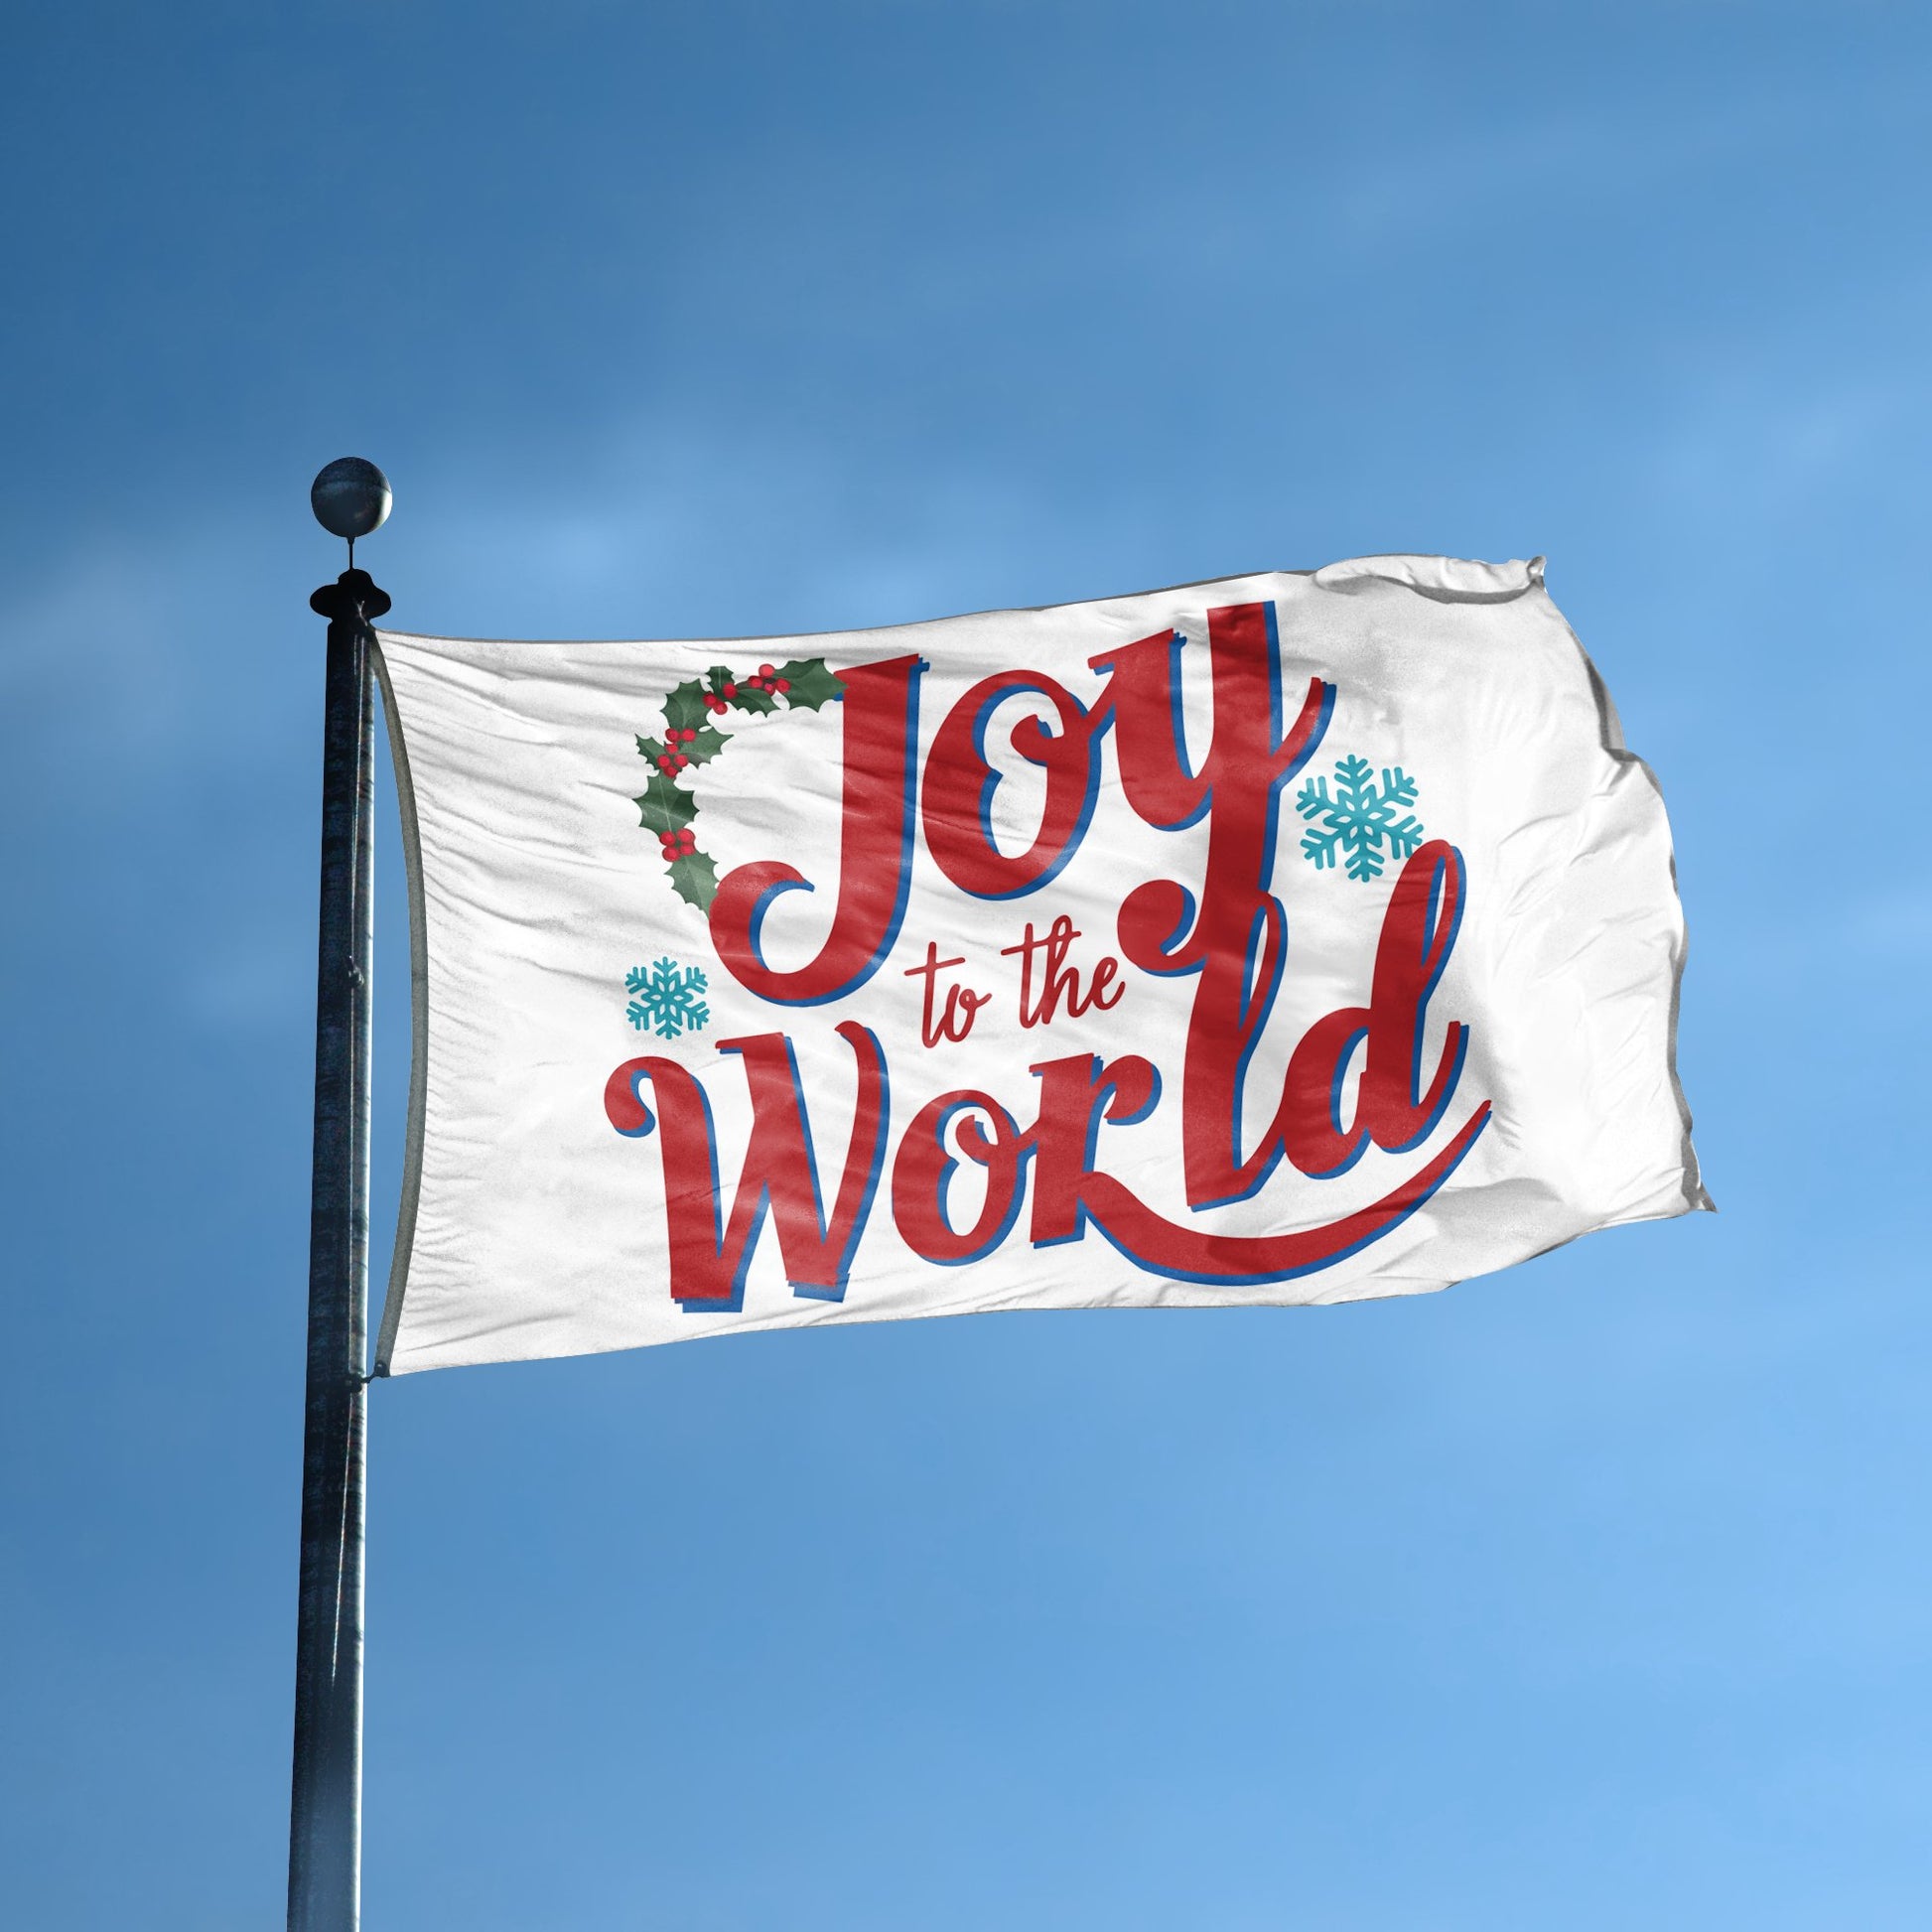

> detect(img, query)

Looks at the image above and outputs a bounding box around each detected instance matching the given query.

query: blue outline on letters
[963,675,1111,901]
[920,1095,1034,1267]
[742,660,926,1005]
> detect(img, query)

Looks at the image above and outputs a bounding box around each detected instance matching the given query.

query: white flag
[371,554,1707,1376]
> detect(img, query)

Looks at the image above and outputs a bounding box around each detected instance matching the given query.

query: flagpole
[290,461,391,1932]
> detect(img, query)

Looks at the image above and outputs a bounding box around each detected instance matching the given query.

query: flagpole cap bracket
[311,457,392,542]
[312,570,392,623]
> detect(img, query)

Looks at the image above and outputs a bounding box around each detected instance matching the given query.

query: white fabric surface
[372,556,1707,1375]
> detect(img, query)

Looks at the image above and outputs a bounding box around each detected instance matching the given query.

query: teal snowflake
[625,957,709,1039]
[1296,756,1424,883]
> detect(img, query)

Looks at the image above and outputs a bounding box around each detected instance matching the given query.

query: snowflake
[1295,755,1425,883]
[624,957,710,1038]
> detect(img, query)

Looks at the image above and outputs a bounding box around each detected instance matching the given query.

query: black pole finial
[311,458,392,571]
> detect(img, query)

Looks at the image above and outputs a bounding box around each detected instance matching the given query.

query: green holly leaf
[634,775,697,836]
[667,850,720,911]
[774,658,844,712]
[700,662,774,715]
[635,734,667,763]
[663,679,712,735]
[684,724,730,764]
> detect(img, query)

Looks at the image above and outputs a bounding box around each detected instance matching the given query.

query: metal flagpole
[290,459,392,1932]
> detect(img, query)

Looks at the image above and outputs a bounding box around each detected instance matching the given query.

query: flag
[370,554,1707,1375]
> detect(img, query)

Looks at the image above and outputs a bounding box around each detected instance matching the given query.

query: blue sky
[3,3,1929,1926]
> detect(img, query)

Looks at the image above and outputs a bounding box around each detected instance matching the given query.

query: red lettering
[922,672,1106,899]
[1282,842,1469,1173]
[602,1022,888,1303]
[1000,914,1126,1029]
[611,601,1489,1305]
[892,1092,1031,1264]
[1027,1050,1491,1280]
[1028,1052,1160,1244]
[1093,603,1334,1206]
[902,941,993,1046]
[709,655,922,1005]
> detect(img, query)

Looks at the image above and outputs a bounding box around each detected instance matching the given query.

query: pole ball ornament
[310,457,392,541]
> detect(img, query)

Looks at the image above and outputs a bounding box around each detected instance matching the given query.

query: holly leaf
[663,679,711,735]
[635,734,667,763]
[775,659,844,711]
[634,775,697,836]
[704,665,738,700]
[729,685,777,716]
[667,850,720,911]
[684,724,730,764]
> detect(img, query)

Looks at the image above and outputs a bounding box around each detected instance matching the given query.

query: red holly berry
[773,677,790,694]
[759,663,775,678]
[704,695,726,715]
[721,682,737,699]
